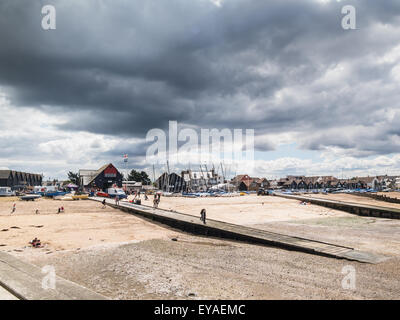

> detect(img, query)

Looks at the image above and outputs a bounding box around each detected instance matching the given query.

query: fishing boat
[44,191,68,197]
[20,194,42,201]
[71,194,89,200]
[33,185,67,197]
[96,191,109,197]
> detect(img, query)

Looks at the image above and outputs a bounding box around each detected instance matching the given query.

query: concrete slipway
[0,251,106,300]
[94,197,389,264]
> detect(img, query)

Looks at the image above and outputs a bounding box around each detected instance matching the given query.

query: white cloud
[0,91,140,179]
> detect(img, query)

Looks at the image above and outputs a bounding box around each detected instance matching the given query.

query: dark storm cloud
[1,0,400,158]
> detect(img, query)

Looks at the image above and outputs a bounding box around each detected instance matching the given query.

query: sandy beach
[136,193,350,225]
[0,197,179,253]
[0,194,399,300]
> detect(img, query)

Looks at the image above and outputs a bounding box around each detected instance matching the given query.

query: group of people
[10,202,67,215]
[29,237,42,248]
[132,190,149,201]
[99,192,209,225]
[133,190,141,199]
[10,203,65,215]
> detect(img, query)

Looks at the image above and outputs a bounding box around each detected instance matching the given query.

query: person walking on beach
[115,195,119,205]
[157,193,161,206]
[200,208,207,224]
[102,199,106,209]
[153,193,160,208]
[11,203,16,214]
[153,194,158,208]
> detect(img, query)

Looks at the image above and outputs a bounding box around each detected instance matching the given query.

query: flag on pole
[123,154,128,163]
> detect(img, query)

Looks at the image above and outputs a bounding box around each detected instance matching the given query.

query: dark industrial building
[79,163,123,191]
[0,170,42,188]
[156,172,186,192]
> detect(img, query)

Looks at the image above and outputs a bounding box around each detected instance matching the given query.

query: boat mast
[166,160,171,193]
[199,164,206,192]
[204,164,210,189]
[220,162,226,191]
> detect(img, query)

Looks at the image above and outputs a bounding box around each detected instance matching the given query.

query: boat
[96,191,109,197]
[71,194,89,200]
[54,195,73,201]
[44,191,68,197]
[20,194,42,201]
[34,186,58,196]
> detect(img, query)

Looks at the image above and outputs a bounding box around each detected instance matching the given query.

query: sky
[1,0,400,180]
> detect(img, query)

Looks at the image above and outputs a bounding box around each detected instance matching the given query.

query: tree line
[67,169,151,185]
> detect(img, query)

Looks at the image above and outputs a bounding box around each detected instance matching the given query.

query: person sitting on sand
[60,206,64,213]
[102,199,106,208]
[35,209,39,214]
[30,238,41,248]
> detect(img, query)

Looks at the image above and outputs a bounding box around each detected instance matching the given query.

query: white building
[122,181,142,192]
[79,169,98,187]
[394,177,400,190]
[182,169,224,191]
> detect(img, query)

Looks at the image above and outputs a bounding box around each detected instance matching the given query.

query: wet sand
[377,192,400,199]
[27,236,400,300]
[302,192,400,210]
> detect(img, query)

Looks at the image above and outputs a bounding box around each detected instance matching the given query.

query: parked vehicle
[107,188,127,199]
[0,187,15,197]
